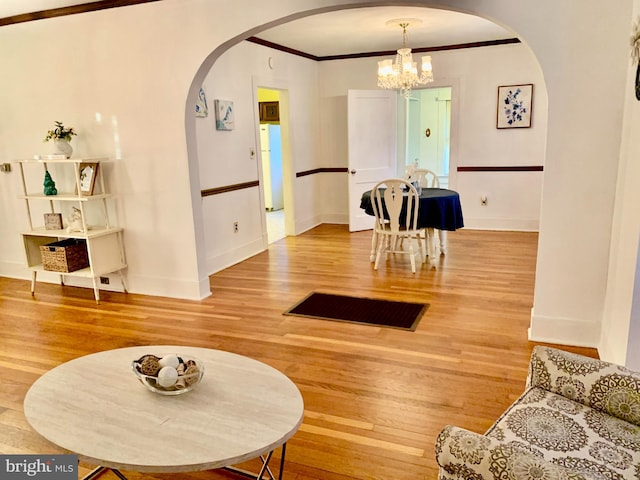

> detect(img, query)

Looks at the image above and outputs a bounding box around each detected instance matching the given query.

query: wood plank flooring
[0,224,597,479]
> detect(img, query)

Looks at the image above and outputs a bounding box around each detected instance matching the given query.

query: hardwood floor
[0,224,597,479]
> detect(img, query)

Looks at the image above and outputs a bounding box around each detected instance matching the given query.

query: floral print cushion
[527,346,640,425]
[436,424,590,480]
[487,387,640,479]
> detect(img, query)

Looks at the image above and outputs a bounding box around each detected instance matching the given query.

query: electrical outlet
[100,276,110,285]
[0,163,11,172]
[249,148,256,159]
[233,221,239,233]
[481,195,488,206]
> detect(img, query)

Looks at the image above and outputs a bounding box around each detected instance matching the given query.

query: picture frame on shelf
[78,162,99,196]
[496,84,533,129]
[44,213,63,230]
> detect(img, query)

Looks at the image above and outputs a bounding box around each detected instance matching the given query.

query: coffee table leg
[83,466,128,480]
[224,442,288,480]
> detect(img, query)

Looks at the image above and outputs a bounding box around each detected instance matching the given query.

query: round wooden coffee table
[24,346,304,479]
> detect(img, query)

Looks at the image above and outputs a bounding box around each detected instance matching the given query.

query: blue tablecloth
[360,188,464,231]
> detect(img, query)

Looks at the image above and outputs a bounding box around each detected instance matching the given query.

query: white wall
[317,42,547,231]
[528,1,631,350]
[196,42,321,274]
[600,0,640,366]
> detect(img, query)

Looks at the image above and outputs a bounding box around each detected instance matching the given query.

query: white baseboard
[463,217,539,232]
[321,213,349,225]
[529,308,601,349]
[207,237,264,276]
[0,260,207,300]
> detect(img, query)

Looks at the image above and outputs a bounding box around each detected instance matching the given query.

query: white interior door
[348,89,398,232]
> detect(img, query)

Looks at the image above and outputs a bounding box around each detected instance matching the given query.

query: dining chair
[412,168,440,189]
[409,168,441,258]
[371,179,425,274]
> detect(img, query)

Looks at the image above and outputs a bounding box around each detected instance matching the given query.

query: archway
[183,3,546,301]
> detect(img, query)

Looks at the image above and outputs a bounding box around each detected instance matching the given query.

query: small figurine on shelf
[43,170,57,196]
[66,206,84,233]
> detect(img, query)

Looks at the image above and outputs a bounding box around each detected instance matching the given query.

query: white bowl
[131,354,204,395]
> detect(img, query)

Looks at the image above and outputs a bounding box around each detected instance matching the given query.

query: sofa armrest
[527,346,640,425]
[435,425,588,480]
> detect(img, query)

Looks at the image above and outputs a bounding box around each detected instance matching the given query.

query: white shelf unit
[15,157,127,303]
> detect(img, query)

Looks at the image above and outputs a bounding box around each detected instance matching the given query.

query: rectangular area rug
[283,292,428,331]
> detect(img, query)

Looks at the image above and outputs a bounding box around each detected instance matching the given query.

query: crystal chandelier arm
[376,19,434,98]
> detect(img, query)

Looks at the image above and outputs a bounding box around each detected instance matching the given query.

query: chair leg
[418,233,426,262]
[370,230,378,262]
[408,242,416,274]
[374,237,386,270]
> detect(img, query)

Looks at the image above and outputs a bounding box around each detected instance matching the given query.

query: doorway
[406,87,452,188]
[257,88,286,243]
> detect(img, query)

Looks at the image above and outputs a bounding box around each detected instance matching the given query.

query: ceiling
[255,7,514,58]
[0,3,515,57]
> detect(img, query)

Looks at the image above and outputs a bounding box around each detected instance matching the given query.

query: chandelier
[377,20,433,98]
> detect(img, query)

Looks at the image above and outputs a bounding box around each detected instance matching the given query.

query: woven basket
[40,239,89,273]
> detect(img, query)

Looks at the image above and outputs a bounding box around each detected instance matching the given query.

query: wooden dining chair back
[412,168,440,188]
[370,179,425,273]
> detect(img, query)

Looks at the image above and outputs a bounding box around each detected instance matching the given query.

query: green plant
[43,121,77,142]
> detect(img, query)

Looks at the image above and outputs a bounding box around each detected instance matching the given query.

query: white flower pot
[52,139,73,158]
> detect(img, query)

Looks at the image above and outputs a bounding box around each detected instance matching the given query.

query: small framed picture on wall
[214,99,234,131]
[496,84,533,129]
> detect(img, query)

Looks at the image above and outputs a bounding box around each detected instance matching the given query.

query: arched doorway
[181,2,546,296]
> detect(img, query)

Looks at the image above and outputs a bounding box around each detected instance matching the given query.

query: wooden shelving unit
[15,157,127,303]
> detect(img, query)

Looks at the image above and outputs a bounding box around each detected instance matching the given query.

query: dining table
[360,187,464,259]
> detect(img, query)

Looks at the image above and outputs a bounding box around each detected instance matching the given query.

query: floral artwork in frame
[214,99,234,131]
[496,84,533,129]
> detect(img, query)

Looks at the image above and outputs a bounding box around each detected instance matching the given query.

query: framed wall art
[496,84,533,129]
[195,87,208,118]
[214,99,234,131]
[259,101,279,122]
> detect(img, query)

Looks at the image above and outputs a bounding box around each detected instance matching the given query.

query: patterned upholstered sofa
[435,346,640,480]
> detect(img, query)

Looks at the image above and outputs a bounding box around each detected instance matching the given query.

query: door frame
[252,76,294,246]
[409,78,460,190]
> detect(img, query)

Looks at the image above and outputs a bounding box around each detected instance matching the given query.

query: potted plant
[44,121,77,158]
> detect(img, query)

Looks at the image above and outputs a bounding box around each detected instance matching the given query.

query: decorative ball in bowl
[131,353,204,395]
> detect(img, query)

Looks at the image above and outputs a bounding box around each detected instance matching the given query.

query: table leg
[31,271,37,296]
[439,230,448,255]
[224,442,287,480]
[83,466,127,480]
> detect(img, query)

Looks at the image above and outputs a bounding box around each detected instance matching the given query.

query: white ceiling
[0,3,515,57]
[256,7,514,58]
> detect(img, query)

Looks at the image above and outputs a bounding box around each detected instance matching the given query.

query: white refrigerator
[259,124,283,211]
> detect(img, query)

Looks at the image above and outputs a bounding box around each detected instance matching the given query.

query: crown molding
[246,36,521,61]
[0,0,160,27]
